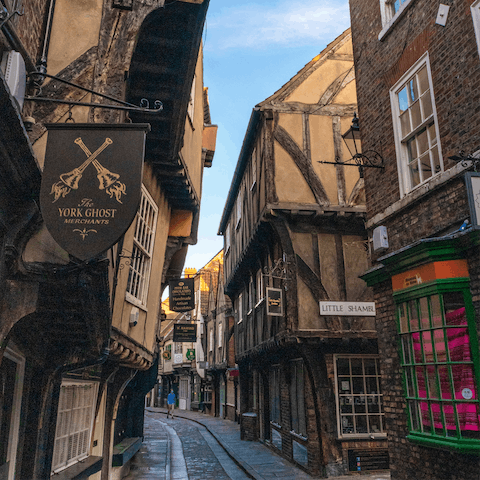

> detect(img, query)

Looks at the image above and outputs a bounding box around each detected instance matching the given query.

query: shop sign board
[169,278,194,312]
[40,123,149,261]
[186,349,195,361]
[465,172,480,226]
[173,323,196,342]
[319,301,376,316]
[267,287,283,316]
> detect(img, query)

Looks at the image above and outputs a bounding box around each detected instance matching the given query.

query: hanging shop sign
[40,123,150,261]
[186,349,195,361]
[169,278,194,312]
[266,287,283,316]
[173,323,197,342]
[319,301,376,316]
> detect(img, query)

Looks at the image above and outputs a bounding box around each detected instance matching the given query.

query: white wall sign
[174,353,183,364]
[319,301,376,316]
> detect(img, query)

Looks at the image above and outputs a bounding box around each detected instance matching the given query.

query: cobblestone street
[122,409,391,480]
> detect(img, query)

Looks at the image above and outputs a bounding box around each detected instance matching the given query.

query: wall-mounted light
[319,113,385,178]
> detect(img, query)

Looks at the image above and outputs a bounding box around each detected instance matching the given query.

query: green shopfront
[362,235,480,477]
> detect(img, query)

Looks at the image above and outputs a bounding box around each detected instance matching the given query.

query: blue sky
[184,0,351,271]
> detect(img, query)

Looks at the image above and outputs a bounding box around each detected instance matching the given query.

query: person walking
[167,389,176,418]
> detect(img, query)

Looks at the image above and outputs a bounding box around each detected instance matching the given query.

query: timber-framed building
[0,1,213,479]
[218,29,389,476]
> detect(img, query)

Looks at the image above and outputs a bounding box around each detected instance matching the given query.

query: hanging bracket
[24,72,163,114]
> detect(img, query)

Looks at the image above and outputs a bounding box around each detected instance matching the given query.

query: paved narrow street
[123,408,391,480]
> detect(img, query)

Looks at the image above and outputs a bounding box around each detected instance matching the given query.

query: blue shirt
[167,392,176,405]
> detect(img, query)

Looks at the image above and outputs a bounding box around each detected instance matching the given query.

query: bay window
[396,282,480,452]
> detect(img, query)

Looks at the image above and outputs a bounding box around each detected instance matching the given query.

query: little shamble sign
[319,301,376,316]
[40,123,150,261]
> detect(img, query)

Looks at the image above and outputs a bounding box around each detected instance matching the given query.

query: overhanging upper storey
[127,0,209,212]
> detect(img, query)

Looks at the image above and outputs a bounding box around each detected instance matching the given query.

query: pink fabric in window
[412,307,480,431]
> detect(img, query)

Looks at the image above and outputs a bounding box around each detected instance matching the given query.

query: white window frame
[51,380,99,473]
[334,354,386,439]
[1,344,25,480]
[472,0,480,58]
[390,53,443,197]
[209,327,214,352]
[378,0,415,40]
[126,186,158,308]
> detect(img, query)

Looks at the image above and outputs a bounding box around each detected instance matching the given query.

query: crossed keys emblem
[50,137,126,203]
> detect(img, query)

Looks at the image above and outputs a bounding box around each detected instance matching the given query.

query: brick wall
[349,0,480,232]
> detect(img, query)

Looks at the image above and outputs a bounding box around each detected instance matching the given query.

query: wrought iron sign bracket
[263,258,288,281]
[25,72,163,114]
[449,151,480,172]
[319,151,385,178]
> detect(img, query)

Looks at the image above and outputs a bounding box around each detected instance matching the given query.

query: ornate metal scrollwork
[263,258,288,280]
[449,151,480,172]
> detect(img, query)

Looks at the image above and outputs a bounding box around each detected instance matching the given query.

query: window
[248,276,254,313]
[187,74,196,121]
[290,359,307,437]
[0,344,24,480]
[126,187,158,307]
[391,54,442,196]
[218,322,223,348]
[209,328,214,352]
[236,190,242,229]
[52,381,98,473]
[472,0,480,57]
[270,366,281,425]
[256,269,264,305]
[237,292,243,324]
[335,356,385,437]
[251,147,257,190]
[174,342,182,354]
[225,223,231,254]
[379,0,414,39]
[396,287,480,451]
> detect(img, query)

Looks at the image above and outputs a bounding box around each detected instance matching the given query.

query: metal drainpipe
[37,0,56,76]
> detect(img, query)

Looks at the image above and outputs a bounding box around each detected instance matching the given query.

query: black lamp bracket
[448,151,480,172]
[319,151,384,177]
[24,72,163,114]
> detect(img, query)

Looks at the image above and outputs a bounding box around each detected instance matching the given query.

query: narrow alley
[124,409,391,480]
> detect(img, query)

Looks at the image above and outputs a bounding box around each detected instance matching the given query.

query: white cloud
[205,0,350,50]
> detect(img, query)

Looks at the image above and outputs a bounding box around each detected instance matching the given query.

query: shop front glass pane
[351,358,363,375]
[398,303,408,333]
[402,336,414,364]
[369,415,382,433]
[342,415,354,434]
[354,397,366,414]
[408,400,421,432]
[368,396,380,413]
[352,377,364,394]
[366,376,378,394]
[356,415,368,433]
[364,358,377,375]
[405,366,416,398]
[338,377,351,394]
[426,365,439,399]
[340,396,353,414]
[409,299,419,331]
[420,153,432,181]
[409,160,420,187]
[337,357,350,375]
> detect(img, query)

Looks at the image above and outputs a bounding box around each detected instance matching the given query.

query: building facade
[350,0,480,478]
[0,1,211,479]
[218,30,389,476]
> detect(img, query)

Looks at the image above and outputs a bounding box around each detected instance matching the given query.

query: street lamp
[319,113,384,178]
